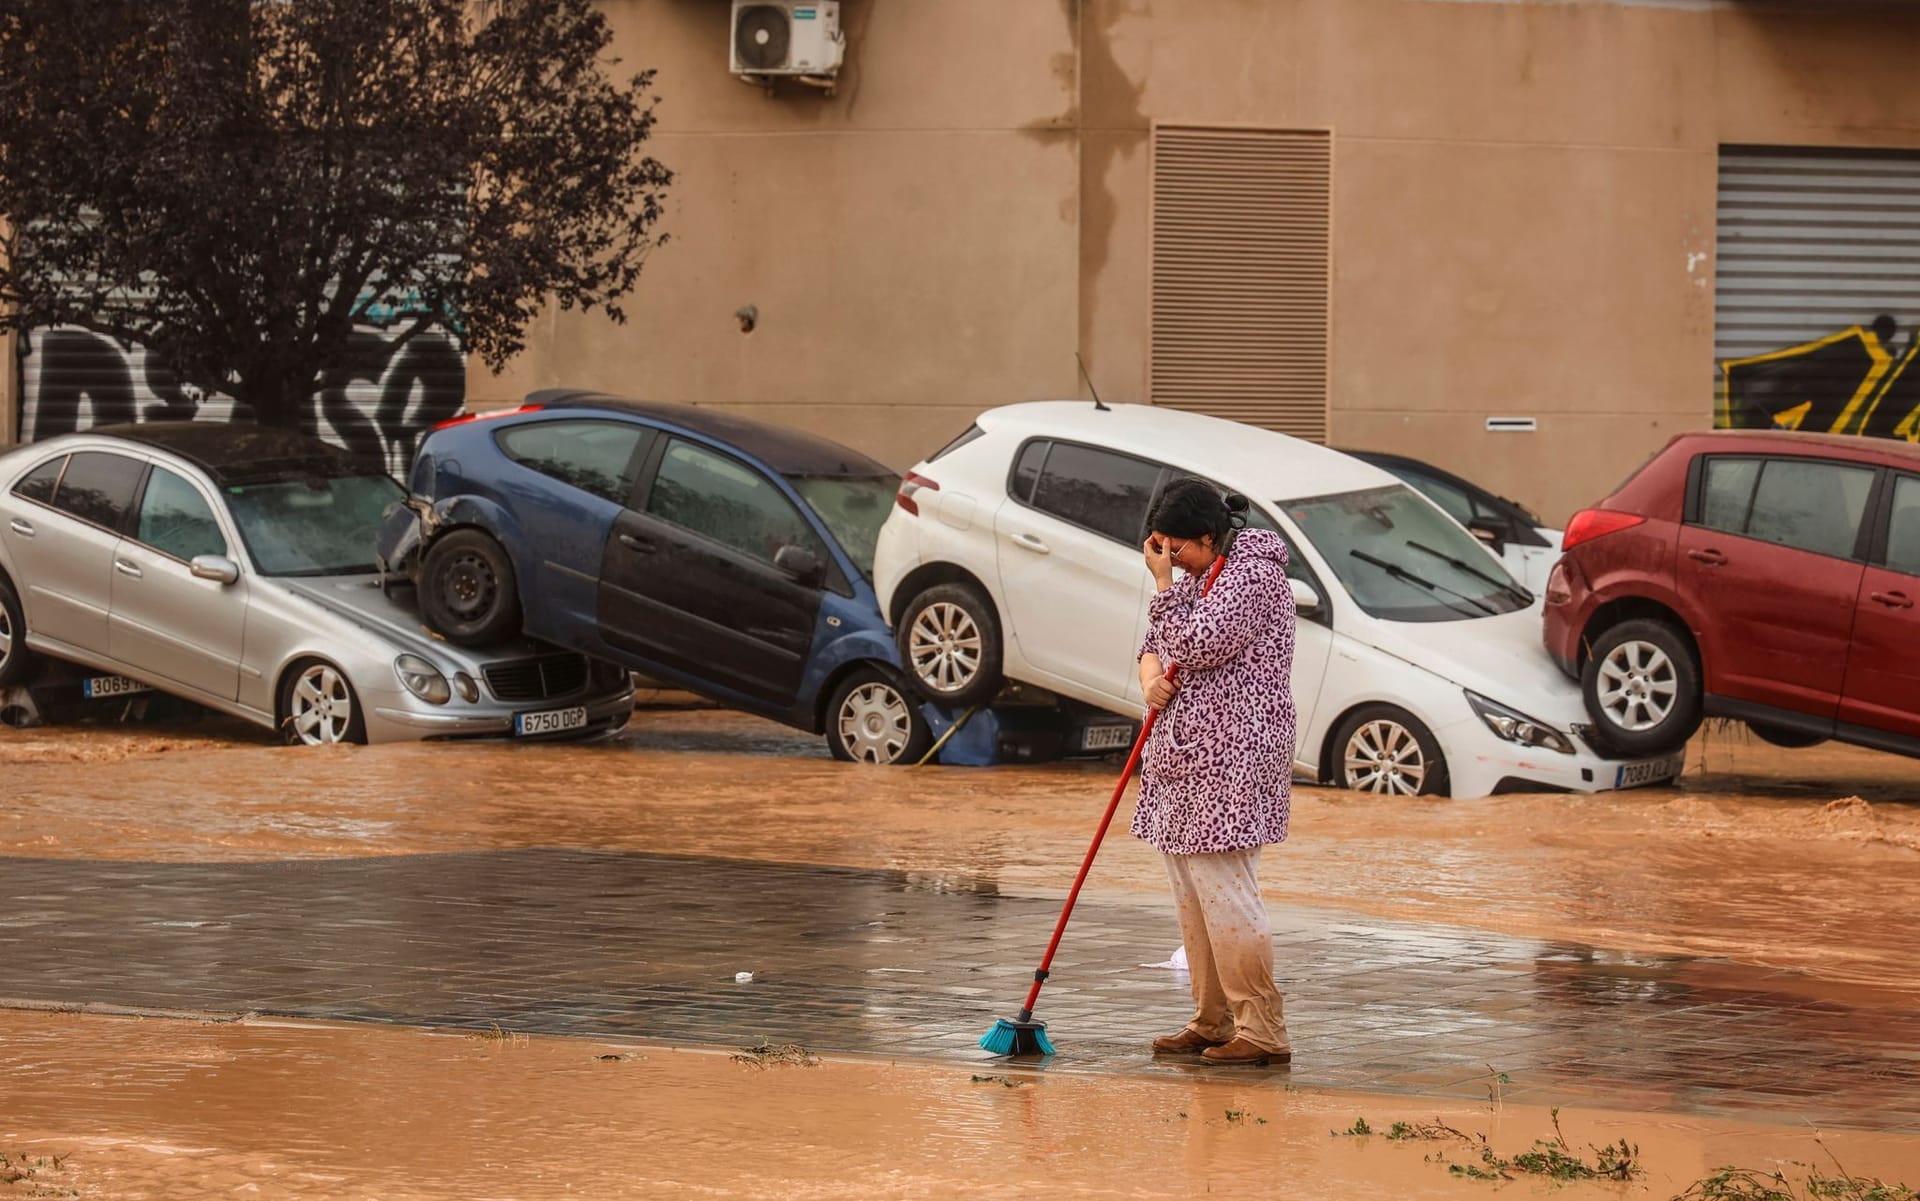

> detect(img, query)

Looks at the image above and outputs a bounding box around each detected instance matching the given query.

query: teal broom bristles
[979,1011,1056,1056]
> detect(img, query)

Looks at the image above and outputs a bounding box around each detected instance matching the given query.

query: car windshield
[1282,484,1531,622]
[225,473,406,577]
[787,474,899,580]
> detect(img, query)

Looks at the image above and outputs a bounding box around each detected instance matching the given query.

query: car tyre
[420,529,522,647]
[826,667,933,766]
[279,659,368,747]
[896,581,1002,709]
[1581,618,1702,757]
[1747,722,1826,750]
[0,574,42,688]
[1331,704,1450,797]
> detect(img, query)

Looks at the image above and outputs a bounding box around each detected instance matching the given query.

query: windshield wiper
[274,564,380,578]
[1349,549,1499,617]
[1407,540,1532,606]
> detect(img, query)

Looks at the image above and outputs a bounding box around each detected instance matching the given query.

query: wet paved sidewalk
[2,848,1915,1132]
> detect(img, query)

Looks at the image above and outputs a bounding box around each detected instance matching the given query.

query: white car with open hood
[872,402,1683,798]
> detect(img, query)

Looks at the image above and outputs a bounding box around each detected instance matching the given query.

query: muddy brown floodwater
[5,709,1918,999]
[5,709,1920,1196]
[1,1009,1916,1201]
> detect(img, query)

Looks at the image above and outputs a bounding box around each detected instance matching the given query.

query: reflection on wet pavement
[2,848,1916,1132]
[6,708,1919,997]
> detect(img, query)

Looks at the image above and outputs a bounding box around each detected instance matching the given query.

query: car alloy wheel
[1594,639,1678,733]
[0,576,38,689]
[908,601,982,695]
[287,663,356,746]
[837,680,916,764]
[1343,719,1429,796]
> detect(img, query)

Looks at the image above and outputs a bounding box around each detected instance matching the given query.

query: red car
[1543,430,1920,759]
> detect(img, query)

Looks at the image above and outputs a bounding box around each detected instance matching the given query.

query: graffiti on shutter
[1715,148,1920,442]
[16,325,464,476]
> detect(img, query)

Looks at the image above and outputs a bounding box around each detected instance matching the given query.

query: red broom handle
[1017,554,1227,1020]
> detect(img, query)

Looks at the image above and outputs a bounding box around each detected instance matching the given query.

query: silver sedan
[0,424,633,745]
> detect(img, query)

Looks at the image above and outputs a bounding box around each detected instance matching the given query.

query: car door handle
[1870,590,1915,610]
[1686,548,1727,566]
[1010,532,1050,555]
[8,518,34,538]
[617,533,655,553]
[114,558,143,579]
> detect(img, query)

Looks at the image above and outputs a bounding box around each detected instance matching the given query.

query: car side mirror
[1467,519,1505,549]
[774,544,823,586]
[1288,577,1323,616]
[190,554,241,585]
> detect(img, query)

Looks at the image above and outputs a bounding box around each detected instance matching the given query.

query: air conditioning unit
[730,1,844,86]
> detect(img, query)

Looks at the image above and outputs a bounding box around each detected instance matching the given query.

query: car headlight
[452,671,479,704]
[395,654,452,705]
[1466,691,1574,755]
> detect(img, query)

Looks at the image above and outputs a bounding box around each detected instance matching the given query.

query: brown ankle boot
[1200,1036,1290,1066]
[1150,1028,1227,1055]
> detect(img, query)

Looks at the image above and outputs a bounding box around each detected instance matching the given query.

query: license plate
[1082,724,1136,751]
[514,706,588,737]
[1615,753,1685,789]
[83,675,151,699]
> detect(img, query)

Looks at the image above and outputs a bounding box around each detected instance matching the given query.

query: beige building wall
[472,0,1086,471]
[486,0,1920,524]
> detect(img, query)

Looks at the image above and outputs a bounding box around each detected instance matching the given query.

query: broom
[980,554,1228,1056]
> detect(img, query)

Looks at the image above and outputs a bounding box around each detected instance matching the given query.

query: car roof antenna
[1076,353,1111,412]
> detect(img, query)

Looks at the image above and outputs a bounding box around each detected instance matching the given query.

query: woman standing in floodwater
[1134,479,1296,1066]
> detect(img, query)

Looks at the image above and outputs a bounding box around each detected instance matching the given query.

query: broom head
[979,1016,1056,1056]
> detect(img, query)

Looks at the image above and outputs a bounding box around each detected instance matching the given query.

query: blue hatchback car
[380,390,930,763]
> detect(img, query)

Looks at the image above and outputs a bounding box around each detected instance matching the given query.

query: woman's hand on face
[1142,536,1175,586]
[1143,672,1179,711]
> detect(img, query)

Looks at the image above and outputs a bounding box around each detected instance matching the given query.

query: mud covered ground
[2,706,1918,1197]
[2,1009,1917,1201]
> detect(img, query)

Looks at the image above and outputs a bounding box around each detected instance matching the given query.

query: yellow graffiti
[1771,401,1813,432]
[1891,344,1920,443]
[1718,320,1920,442]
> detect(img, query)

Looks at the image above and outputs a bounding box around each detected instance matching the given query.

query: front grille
[484,653,591,702]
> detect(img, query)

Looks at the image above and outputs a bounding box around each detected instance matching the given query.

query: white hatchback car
[873,402,1683,798]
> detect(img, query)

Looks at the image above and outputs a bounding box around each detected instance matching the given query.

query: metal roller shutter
[1715,147,1920,440]
[17,324,466,476]
[1149,125,1331,442]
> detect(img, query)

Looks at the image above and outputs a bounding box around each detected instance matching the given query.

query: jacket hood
[1226,527,1289,568]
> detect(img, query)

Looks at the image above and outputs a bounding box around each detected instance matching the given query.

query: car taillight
[896,471,939,516]
[1561,508,1646,552]
[433,403,544,432]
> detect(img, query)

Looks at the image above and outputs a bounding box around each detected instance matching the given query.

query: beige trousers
[1163,847,1289,1052]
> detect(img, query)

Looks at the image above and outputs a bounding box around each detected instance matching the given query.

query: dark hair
[1147,478,1250,546]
